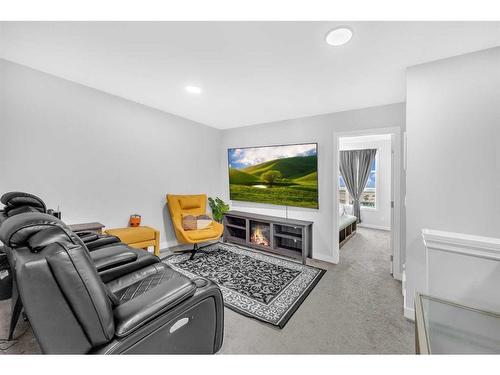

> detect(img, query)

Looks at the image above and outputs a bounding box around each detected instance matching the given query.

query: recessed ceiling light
[325,27,353,46]
[185,85,202,94]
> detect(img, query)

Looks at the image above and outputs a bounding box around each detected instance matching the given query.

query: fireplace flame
[251,224,270,247]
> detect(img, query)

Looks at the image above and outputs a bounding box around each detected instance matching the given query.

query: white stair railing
[422,229,500,313]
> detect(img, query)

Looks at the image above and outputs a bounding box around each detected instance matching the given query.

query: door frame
[333,126,402,280]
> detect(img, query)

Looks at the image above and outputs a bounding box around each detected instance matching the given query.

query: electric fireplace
[223,211,313,265]
[250,221,271,247]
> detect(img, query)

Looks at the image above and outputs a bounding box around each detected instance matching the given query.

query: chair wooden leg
[153,229,160,257]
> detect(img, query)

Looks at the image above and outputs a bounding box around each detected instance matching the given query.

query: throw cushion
[181,214,214,231]
[182,214,197,231]
[196,215,213,230]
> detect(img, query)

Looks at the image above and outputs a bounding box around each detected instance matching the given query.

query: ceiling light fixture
[185,85,202,94]
[325,27,353,46]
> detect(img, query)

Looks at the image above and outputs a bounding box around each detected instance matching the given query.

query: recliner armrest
[85,236,121,251]
[90,247,138,272]
[77,232,121,251]
[113,269,197,338]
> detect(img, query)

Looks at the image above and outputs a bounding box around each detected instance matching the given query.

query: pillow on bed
[344,204,354,216]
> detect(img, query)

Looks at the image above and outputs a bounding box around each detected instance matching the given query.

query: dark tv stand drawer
[223,210,313,265]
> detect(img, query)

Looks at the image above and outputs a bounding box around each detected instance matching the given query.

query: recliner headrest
[5,205,44,217]
[0,212,69,248]
[1,191,46,212]
[28,226,75,253]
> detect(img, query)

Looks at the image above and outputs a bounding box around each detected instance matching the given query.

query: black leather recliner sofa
[0,191,163,340]
[0,212,224,354]
[0,192,159,284]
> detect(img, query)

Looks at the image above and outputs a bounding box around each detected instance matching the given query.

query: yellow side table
[105,226,160,257]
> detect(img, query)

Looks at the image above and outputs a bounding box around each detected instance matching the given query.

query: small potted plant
[208,197,230,223]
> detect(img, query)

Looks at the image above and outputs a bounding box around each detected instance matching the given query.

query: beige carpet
[219,227,414,354]
[0,227,414,354]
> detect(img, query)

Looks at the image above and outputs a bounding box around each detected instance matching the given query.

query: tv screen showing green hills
[228,143,318,209]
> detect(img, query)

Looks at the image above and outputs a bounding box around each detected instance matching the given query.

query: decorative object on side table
[208,196,230,223]
[105,226,160,256]
[129,214,141,227]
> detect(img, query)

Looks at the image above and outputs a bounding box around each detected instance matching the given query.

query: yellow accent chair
[166,194,224,259]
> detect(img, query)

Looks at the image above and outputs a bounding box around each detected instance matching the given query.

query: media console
[222,210,313,264]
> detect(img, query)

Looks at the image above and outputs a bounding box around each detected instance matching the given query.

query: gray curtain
[339,149,376,223]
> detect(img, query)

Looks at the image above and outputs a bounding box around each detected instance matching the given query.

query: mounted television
[228,143,318,209]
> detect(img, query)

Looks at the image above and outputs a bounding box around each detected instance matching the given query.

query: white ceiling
[1,21,499,129]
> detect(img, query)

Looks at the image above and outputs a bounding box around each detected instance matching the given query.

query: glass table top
[419,294,500,354]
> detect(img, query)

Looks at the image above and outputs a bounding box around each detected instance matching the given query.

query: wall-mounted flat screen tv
[228,143,318,209]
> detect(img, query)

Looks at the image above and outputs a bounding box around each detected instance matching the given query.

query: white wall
[405,47,500,316]
[0,59,222,249]
[423,229,500,314]
[339,134,392,230]
[0,58,406,269]
[219,103,405,263]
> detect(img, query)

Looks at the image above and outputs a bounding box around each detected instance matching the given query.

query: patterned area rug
[163,242,325,328]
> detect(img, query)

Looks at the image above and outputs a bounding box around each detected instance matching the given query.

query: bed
[338,204,357,247]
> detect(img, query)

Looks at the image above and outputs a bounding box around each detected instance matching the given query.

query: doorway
[333,127,402,280]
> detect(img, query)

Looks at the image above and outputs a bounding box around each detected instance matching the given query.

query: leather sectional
[0,192,224,354]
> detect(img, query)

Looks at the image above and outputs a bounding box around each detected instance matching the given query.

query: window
[339,158,376,208]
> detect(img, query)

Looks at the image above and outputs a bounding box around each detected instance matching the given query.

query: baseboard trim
[163,240,340,265]
[358,223,391,231]
[313,253,338,264]
[392,271,402,281]
[404,306,415,321]
[402,269,406,297]
[160,240,178,250]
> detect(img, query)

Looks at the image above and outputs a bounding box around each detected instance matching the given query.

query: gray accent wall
[0,58,221,247]
[219,103,406,262]
[405,47,500,315]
